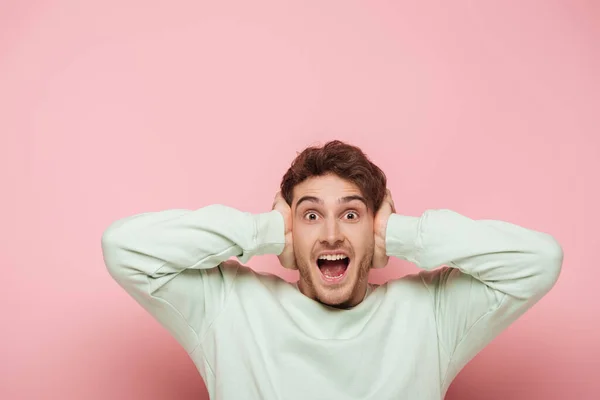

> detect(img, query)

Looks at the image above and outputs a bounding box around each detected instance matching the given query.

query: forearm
[100,204,284,353]
[101,204,285,281]
[385,209,563,299]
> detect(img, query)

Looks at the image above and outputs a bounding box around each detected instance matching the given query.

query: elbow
[101,219,125,254]
[100,221,129,280]
[534,235,564,293]
[100,214,138,256]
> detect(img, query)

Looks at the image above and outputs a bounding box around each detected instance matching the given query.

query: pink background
[2,1,599,399]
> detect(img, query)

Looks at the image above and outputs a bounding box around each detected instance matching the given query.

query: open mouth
[317,255,350,283]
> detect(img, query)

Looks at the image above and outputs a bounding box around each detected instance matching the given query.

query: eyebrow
[295,195,368,209]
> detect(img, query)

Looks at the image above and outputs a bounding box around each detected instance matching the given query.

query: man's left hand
[373,189,396,269]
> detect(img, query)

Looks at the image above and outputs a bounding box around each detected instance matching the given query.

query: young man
[101,140,563,399]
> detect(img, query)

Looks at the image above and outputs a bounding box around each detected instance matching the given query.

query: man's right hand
[272,192,297,270]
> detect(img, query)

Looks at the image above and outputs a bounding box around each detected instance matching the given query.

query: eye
[304,212,319,221]
[345,211,359,220]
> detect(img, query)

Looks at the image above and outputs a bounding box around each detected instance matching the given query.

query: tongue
[319,260,347,278]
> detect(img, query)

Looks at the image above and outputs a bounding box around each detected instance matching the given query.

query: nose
[320,217,344,247]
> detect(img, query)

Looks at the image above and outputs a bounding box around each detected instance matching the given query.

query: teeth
[318,254,348,261]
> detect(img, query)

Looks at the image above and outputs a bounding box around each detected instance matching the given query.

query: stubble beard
[295,243,374,307]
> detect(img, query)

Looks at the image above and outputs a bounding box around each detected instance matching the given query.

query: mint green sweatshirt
[101,205,562,399]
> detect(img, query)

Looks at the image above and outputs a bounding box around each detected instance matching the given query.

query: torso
[192,266,447,400]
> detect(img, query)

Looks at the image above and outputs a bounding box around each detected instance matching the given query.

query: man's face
[291,173,374,308]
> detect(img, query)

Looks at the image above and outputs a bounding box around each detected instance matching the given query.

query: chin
[297,255,369,308]
[312,274,360,308]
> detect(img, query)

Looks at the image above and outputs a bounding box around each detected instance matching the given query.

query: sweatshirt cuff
[385,213,421,264]
[253,210,286,256]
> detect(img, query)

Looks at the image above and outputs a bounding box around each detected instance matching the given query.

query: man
[101,140,563,399]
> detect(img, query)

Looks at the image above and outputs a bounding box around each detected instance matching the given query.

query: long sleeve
[385,209,563,389]
[101,204,285,353]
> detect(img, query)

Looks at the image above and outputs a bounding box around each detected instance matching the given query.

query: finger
[386,189,396,212]
[272,192,281,207]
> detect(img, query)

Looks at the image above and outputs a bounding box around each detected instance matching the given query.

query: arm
[101,204,285,353]
[385,208,563,387]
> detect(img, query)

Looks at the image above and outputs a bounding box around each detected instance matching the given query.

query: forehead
[292,174,363,203]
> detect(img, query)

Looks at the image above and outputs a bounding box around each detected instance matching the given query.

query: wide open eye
[345,211,358,220]
[304,212,319,221]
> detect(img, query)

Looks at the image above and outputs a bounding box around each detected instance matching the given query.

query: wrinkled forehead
[292,175,367,211]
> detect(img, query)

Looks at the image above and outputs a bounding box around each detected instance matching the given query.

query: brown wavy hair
[280,140,387,213]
